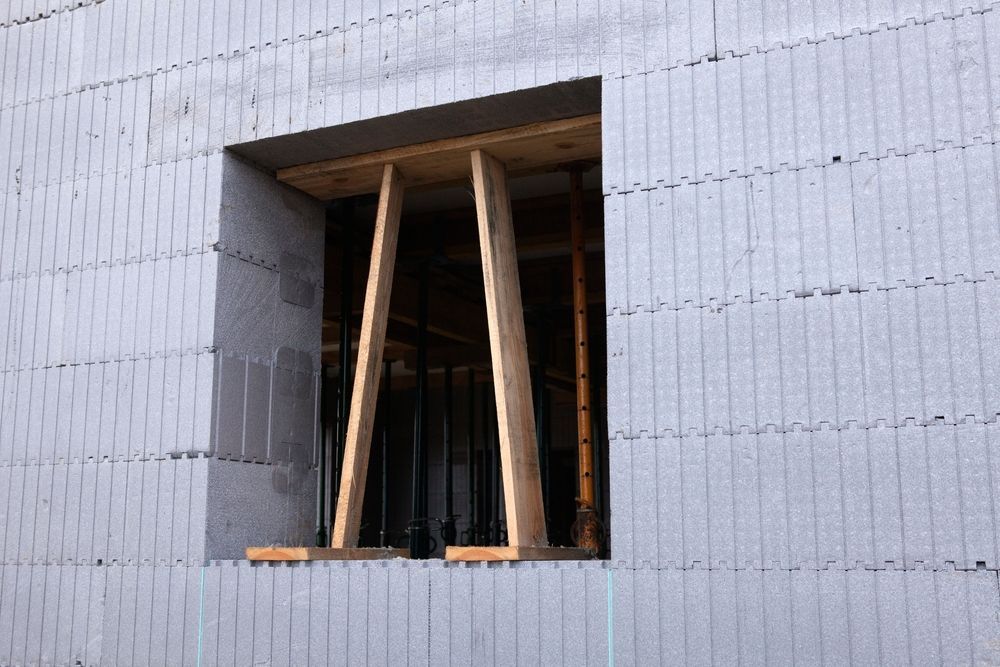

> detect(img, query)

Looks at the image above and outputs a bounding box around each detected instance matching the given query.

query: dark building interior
[317,169,609,556]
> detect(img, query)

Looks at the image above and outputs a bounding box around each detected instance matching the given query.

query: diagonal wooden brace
[469,149,549,548]
[331,163,405,548]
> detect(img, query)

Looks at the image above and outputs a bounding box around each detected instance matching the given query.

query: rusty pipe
[569,169,602,554]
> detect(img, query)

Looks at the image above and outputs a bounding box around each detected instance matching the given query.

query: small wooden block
[246,546,409,561]
[444,546,594,562]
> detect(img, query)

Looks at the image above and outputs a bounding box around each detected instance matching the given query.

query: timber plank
[444,546,594,562]
[331,164,405,548]
[278,114,601,199]
[247,547,408,561]
[471,149,549,548]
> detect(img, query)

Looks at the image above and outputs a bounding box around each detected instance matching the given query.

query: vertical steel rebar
[332,205,354,525]
[410,262,430,558]
[481,386,491,545]
[442,365,456,545]
[379,360,392,548]
[317,366,332,546]
[533,314,550,524]
[466,369,477,545]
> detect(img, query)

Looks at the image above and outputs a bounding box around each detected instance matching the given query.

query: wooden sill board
[444,545,595,562]
[277,114,601,200]
[246,546,409,561]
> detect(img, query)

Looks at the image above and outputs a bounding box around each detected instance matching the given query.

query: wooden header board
[277,114,601,200]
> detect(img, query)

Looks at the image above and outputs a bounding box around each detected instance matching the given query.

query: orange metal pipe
[569,170,599,555]
[569,170,595,508]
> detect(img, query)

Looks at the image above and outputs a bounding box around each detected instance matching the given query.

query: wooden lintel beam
[278,114,601,200]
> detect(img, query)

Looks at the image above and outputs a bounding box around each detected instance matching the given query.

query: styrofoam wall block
[605,11,1000,193]
[0,152,219,274]
[217,154,324,275]
[287,2,607,138]
[98,564,201,667]
[189,560,610,667]
[0,562,104,666]
[212,349,320,467]
[612,568,1000,665]
[713,0,991,58]
[0,77,152,194]
[608,434,634,564]
[614,0,716,76]
[0,0,100,28]
[213,256,277,356]
[0,350,215,465]
[0,456,209,565]
[851,142,1000,286]
[214,254,323,364]
[610,423,1000,570]
[210,152,323,468]
[22,561,994,666]
[2,2,488,107]
[605,143,1000,315]
[608,279,1000,438]
[203,457,316,560]
[132,1,610,154]
[0,253,216,373]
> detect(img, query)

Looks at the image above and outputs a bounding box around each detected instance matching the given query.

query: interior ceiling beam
[277,114,601,200]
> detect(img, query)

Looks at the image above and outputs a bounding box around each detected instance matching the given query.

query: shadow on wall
[205,153,326,560]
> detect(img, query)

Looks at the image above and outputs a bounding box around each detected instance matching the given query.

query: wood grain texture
[444,546,593,562]
[471,149,548,548]
[247,547,408,561]
[331,164,405,548]
[278,115,601,199]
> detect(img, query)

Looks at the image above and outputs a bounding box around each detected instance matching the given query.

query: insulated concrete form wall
[603,1,1000,663]
[2,0,1000,664]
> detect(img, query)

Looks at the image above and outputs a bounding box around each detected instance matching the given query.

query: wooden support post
[330,164,405,549]
[467,149,548,548]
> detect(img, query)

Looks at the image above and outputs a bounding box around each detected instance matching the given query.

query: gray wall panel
[0,561,996,665]
[611,424,1000,570]
[4,0,1000,662]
